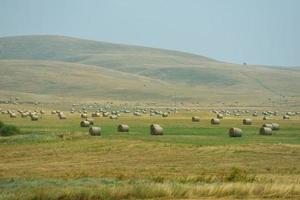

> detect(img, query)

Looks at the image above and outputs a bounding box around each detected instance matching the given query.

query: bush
[224,167,255,182]
[0,122,20,136]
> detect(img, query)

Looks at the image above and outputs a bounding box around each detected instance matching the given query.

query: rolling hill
[0,35,299,106]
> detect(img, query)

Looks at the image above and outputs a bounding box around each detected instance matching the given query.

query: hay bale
[192,116,200,122]
[229,127,243,137]
[21,112,28,118]
[58,112,66,119]
[110,115,118,119]
[81,113,88,119]
[262,123,273,129]
[86,118,94,125]
[211,118,220,125]
[133,112,141,116]
[89,126,101,136]
[30,115,39,121]
[260,127,272,135]
[217,113,223,119]
[103,112,109,117]
[40,110,45,114]
[243,118,252,125]
[263,116,269,120]
[118,124,129,132]
[10,113,17,118]
[51,111,56,114]
[150,124,163,135]
[271,123,280,131]
[92,112,101,117]
[162,113,168,117]
[80,120,90,127]
[283,115,290,120]
[252,113,258,117]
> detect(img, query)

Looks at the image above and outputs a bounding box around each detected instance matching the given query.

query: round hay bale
[150,124,163,135]
[10,113,17,118]
[103,112,109,117]
[260,127,272,135]
[229,127,243,137]
[271,123,280,130]
[59,114,66,119]
[133,112,141,116]
[81,113,88,119]
[118,124,129,132]
[80,120,90,127]
[162,113,168,117]
[30,115,39,121]
[58,112,66,119]
[51,110,57,114]
[40,110,45,114]
[262,123,273,129]
[192,116,200,122]
[283,115,290,120]
[243,118,252,125]
[86,118,94,125]
[21,112,28,118]
[211,118,220,125]
[110,115,118,119]
[217,114,223,119]
[252,113,258,117]
[263,116,268,120]
[92,112,101,117]
[89,126,101,136]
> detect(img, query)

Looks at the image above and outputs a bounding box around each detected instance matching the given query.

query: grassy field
[0,108,299,200]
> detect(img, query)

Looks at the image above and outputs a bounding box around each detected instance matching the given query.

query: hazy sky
[0,0,299,66]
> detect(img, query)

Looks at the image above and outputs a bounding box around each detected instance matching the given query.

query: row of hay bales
[211,109,299,118]
[87,124,162,136]
[192,116,253,125]
[229,123,280,137]
[191,116,280,137]
[85,121,279,137]
[212,111,293,121]
[0,109,47,121]
[69,107,173,118]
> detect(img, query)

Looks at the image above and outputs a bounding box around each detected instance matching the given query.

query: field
[0,106,299,200]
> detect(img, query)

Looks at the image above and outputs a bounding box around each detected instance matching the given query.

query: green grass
[0,121,20,136]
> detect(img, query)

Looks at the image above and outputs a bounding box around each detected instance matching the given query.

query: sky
[0,0,299,66]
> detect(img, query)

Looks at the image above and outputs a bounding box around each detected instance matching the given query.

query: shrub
[224,167,255,182]
[0,123,20,136]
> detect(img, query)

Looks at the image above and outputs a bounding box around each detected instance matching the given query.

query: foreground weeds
[1,179,299,200]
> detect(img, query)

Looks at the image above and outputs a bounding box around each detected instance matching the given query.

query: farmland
[0,105,299,200]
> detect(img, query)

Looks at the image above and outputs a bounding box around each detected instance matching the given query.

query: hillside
[0,35,299,106]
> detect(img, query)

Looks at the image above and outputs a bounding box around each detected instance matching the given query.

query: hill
[0,35,299,106]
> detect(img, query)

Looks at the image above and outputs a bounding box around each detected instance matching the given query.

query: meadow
[0,107,299,200]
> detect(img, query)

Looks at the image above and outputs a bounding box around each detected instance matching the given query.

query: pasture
[0,108,299,200]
